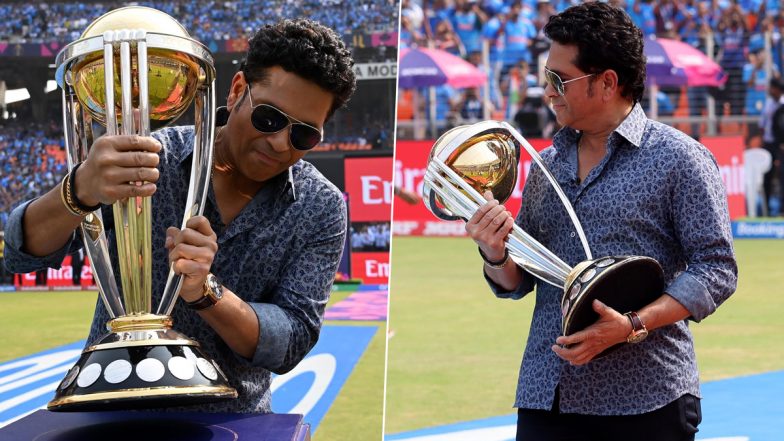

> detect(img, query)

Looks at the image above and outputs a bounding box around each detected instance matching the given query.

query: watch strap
[186,293,216,311]
[186,274,220,311]
[624,311,648,343]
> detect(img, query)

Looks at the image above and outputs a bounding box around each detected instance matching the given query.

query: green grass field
[0,288,386,441]
[384,237,784,434]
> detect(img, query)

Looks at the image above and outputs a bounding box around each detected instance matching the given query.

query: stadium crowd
[350,222,391,252]
[399,0,784,135]
[0,0,399,43]
[0,122,67,231]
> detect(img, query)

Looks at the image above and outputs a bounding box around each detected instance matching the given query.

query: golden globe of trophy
[423,121,664,358]
[49,6,237,410]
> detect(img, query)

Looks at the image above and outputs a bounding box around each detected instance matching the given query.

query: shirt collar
[552,102,647,152]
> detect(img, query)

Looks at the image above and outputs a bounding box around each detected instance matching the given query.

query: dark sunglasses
[246,85,323,151]
[543,67,595,96]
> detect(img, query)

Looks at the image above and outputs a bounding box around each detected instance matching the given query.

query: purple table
[0,409,310,440]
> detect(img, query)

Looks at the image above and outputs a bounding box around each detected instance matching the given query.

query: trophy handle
[423,183,464,221]
[425,157,571,287]
[62,90,126,318]
[157,82,216,316]
[499,121,593,261]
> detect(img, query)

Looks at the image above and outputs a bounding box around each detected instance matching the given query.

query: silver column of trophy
[50,6,237,411]
[423,121,664,357]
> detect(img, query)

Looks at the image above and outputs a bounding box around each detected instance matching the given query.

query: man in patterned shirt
[466,3,736,440]
[4,19,356,412]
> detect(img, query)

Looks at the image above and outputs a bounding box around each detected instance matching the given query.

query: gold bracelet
[60,171,88,217]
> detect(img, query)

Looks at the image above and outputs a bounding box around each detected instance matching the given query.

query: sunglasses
[543,67,595,96]
[246,85,323,151]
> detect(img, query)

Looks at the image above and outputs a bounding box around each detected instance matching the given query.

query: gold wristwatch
[624,311,648,344]
[186,273,223,311]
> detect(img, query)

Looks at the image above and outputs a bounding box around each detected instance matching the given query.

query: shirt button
[570,232,576,238]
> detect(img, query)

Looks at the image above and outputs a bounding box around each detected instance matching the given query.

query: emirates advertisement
[345,157,393,284]
[394,137,746,237]
[14,254,94,290]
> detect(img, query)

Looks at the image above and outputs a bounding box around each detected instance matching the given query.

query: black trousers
[516,390,701,441]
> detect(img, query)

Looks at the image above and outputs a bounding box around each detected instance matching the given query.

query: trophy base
[561,256,664,360]
[48,328,238,412]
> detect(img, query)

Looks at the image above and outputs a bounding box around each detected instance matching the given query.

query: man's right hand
[464,191,515,262]
[74,135,162,206]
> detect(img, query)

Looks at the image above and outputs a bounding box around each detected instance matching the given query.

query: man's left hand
[165,216,218,303]
[551,299,631,365]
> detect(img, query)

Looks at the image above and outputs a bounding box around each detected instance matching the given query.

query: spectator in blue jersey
[775,14,784,74]
[626,0,657,36]
[500,1,537,70]
[717,8,749,117]
[744,50,781,116]
[450,0,488,56]
[680,2,719,47]
[482,5,508,66]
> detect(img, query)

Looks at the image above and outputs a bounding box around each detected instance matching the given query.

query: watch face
[207,275,223,300]
[628,329,648,344]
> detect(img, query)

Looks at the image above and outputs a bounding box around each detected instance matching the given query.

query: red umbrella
[398,47,487,89]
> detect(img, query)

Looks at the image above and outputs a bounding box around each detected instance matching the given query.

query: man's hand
[75,135,162,206]
[465,191,515,262]
[166,216,218,303]
[551,299,632,365]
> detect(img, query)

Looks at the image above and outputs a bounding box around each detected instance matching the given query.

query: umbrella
[644,37,727,87]
[398,47,487,89]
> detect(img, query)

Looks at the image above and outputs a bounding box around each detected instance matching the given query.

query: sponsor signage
[354,62,397,80]
[345,157,393,284]
[346,157,394,222]
[732,221,784,238]
[14,255,94,290]
[350,252,390,285]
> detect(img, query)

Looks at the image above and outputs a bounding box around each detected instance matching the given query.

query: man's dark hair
[240,19,356,118]
[543,2,646,103]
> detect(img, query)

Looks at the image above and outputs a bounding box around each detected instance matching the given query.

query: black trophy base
[48,329,237,412]
[561,256,664,359]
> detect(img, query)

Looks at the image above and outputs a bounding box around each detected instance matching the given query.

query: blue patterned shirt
[4,126,347,413]
[486,104,737,415]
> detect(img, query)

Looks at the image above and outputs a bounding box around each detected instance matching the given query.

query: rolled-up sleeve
[248,189,347,374]
[666,146,738,322]
[484,267,536,300]
[3,200,80,274]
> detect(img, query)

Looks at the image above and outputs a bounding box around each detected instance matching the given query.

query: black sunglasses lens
[290,125,322,151]
[251,105,288,133]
